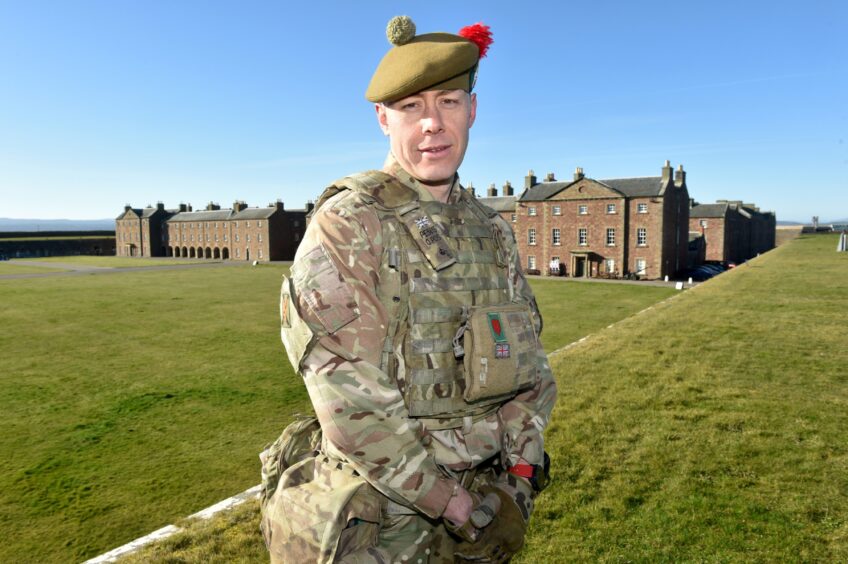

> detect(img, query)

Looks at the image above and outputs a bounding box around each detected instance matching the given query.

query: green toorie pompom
[386,15,416,46]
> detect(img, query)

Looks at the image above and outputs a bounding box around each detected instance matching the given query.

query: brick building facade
[116,200,310,261]
[689,201,776,264]
[480,161,690,279]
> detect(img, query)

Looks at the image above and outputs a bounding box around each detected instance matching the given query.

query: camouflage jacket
[289,167,557,520]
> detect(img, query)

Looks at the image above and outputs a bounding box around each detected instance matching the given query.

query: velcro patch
[495,343,511,359]
[292,244,359,334]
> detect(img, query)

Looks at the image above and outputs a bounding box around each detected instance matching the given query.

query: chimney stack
[689,198,695,209]
[179,203,188,212]
[187,203,193,212]
[674,164,686,188]
[273,200,285,211]
[232,200,248,212]
[306,201,315,212]
[487,183,497,197]
[467,181,475,197]
[574,167,584,181]
[662,160,673,186]
[525,169,537,190]
[545,172,556,182]
[206,202,220,211]
[502,181,513,196]
[124,204,132,212]
[156,201,165,211]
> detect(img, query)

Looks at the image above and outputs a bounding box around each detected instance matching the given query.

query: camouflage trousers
[264,452,497,563]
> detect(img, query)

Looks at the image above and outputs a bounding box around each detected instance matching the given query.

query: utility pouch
[454,303,540,403]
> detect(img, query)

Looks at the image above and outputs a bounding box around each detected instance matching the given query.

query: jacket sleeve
[495,216,558,469]
[290,197,458,520]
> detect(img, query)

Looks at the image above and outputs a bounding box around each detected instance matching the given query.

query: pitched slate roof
[600,177,663,197]
[520,182,571,201]
[233,207,278,220]
[520,176,665,201]
[477,196,517,212]
[167,210,234,223]
[690,203,728,218]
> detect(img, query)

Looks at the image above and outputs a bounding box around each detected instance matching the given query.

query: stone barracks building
[115,200,310,261]
[479,161,692,280]
[689,201,776,264]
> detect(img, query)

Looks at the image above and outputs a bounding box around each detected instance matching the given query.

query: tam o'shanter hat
[366,16,493,103]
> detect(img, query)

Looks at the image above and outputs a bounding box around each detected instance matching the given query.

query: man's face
[376,89,477,185]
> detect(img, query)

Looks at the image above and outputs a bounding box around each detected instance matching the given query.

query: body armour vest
[309,171,540,431]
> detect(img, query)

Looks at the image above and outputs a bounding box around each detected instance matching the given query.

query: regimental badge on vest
[488,312,511,358]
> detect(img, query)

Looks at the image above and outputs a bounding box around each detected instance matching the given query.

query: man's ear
[375,103,390,136]
[468,93,477,129]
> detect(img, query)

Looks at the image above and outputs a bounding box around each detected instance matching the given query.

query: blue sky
[1,0,845,222]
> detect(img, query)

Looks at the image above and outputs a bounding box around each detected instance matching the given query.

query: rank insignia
[495,343,511,359]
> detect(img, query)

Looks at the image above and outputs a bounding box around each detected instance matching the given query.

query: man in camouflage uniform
[263,16,557,563]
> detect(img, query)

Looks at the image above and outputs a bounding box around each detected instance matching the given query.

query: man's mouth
[419,145,451,155]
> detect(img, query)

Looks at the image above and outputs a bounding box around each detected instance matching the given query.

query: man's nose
[421,106,445,134]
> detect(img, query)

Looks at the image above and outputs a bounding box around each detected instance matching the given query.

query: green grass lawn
[0,262,69,275]
[125,234,848,562]
[19,255,208,268]
[0,259,670,562]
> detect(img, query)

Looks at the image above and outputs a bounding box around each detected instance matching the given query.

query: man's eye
[402,102,420,110]
[441,98,459,106]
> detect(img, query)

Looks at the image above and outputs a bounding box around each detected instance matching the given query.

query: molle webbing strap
[405,249,497,265]
[410,276,509,293]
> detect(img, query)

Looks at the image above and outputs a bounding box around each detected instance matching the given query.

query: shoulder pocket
[292,244,360,334]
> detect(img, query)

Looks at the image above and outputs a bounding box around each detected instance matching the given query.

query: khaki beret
[366,16,491,104]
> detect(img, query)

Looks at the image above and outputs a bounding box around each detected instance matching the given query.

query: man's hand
[445,489,501,544]
[453,473,535,562]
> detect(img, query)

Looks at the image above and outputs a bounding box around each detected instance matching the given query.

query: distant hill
[826,218,848,225]
[777,220,803,226]
[0,217,115,232]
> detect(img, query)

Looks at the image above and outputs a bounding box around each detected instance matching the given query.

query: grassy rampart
[125,234,848,562]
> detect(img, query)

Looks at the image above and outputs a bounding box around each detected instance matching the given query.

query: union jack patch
[495,343,511,359]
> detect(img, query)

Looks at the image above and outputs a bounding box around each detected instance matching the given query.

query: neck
[382,153,454,203]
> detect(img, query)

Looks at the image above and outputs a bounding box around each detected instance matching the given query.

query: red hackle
[458,23,493,58]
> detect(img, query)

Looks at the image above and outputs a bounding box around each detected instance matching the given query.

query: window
[234,221,239,228]
[293,220,300,228]
[215,222,218,228]
[552,228,561,245]
[606,228,615,246]
[215,234,218,241]
[700,220,708,228]
[528,228,537,245]
[224,234,228,242]
[246,221,251,227]
[258,221,262,227]
[511,213,517,223]
[235,234,240,242]
[247,234,251,242]
[528,207,537,216]
[528,255,536,270]
[258,234,262,242]
[259,249,263,258]
[578,205,588,215]
[636,259,647,275]
[606,258,615,273]
[637,203,648,214]
[578,228,587,246]
[553,205,561,216]
[637,227,647,246]
[607,203,616,214]
[190,235,194,242]
[236,248,240,258]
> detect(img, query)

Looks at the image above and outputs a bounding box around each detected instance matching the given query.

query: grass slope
[0,261,671,562]
[0,262,68,275]
[524,233,848,562]
[130,234,848,562]
[20,256,206,267]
